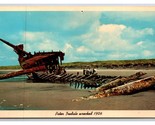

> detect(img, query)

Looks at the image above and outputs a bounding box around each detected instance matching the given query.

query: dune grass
[62,59,155,68]
[1,59,155,69]
[0,65,21,70]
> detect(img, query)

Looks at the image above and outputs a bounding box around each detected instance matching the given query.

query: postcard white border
[0,5,155,118]
[0,110,155,118]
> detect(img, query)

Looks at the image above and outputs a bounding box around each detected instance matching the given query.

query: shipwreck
[0,38,155,100]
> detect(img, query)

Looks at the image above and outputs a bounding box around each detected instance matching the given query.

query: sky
[0,11,155,66]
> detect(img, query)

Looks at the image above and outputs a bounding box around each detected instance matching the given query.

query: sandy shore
[67,69,155,76]
[0,69,155,110]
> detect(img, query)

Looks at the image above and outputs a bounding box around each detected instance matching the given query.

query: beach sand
[0,69,155,110]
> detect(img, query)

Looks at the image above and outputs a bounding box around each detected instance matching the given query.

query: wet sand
[0,69,155,110]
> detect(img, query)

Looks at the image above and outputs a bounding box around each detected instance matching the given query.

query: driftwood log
[72,72,155,101]
[89,75,155,99]
[96,72,146,92]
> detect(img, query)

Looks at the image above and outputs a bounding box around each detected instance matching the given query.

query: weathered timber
[91,75,155,99]
[69,73,117,89]
[72,75,155,101]
[96,72,146,92]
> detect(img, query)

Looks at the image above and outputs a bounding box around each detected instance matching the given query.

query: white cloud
[98,24,126,34]
[77,23,155,60]
[24,32,38,41]
[81,24,133,51]
[38,39,57,51]
[20,32,60,52]
[143,50,153,57]
[63,43,73,53]
[123,27,154,39]
[81,24,154,52]
[76,46,89,53]
[23,32,54,42]
[63,43,77,62]
[63,42,87,62]
[136,41,143,46]
[63,44,95,62]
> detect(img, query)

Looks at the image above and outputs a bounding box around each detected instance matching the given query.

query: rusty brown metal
[0,65,46,80]
[0,38,65,79]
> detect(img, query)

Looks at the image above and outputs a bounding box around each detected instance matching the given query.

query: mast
[0,38,31,56]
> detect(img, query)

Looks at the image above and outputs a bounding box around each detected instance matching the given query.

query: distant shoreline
[0,69,20,72]
[1,67,155,71]
[1,58,155,70]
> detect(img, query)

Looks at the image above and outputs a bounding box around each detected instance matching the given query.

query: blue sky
[0,11,155,66]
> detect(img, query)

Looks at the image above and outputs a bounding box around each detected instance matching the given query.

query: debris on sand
[96,72,146,92]
[73,72,155,101]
